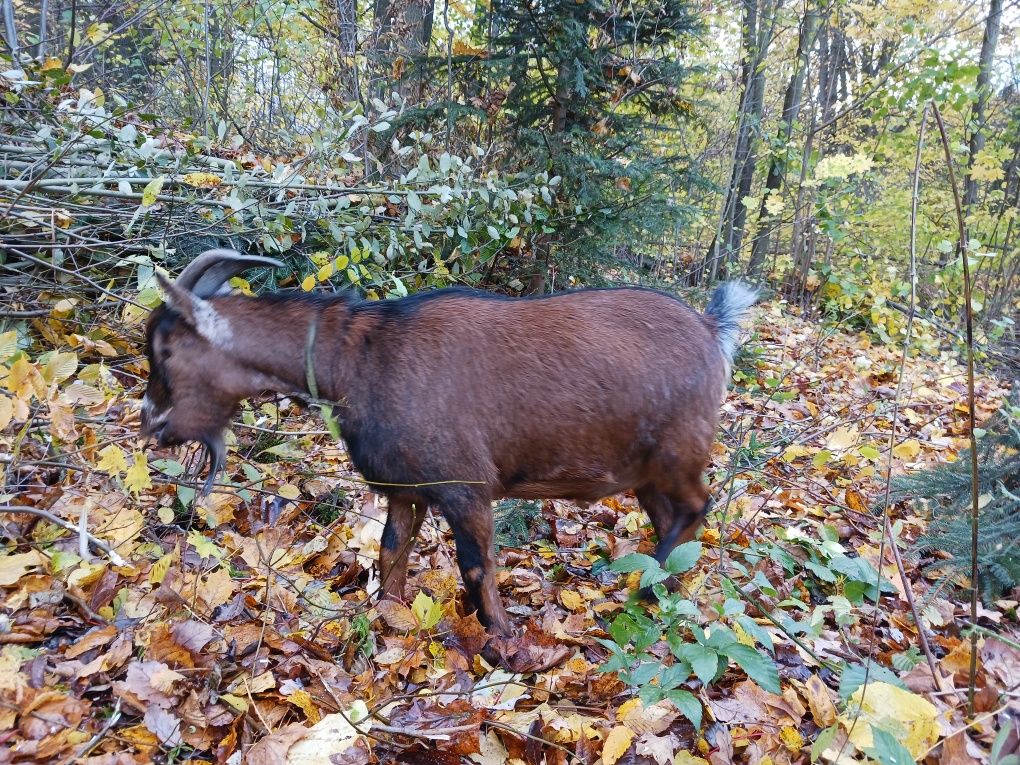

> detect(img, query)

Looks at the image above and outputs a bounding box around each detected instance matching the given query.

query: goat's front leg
[379,496,428,600]
[441,491,513,637]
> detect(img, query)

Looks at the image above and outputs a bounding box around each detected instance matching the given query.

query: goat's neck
[211,295,352,403]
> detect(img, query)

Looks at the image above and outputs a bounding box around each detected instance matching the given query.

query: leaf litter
[0,299,1017,764]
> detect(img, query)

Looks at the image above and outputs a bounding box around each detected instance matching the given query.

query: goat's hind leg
[438,488,513,637]
[379,495,428,601]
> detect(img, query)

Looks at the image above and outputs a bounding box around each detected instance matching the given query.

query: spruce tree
[891,405,1020,600]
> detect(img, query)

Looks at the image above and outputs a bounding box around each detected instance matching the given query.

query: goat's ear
[155,271,198,326]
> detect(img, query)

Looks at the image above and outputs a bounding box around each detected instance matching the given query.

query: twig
[0,505,127,566]
[371,721,478,739]
[932,100,982,718]
[61,698,122,765]
[877,105,957,700]
[0,308,50,318]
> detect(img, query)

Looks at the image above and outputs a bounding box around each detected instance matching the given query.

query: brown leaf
[940,732,980,765]
[171,619,218,653]
[114,660,184,710]
[804,675,837,727]
[376,599,418,631]
[63,624,118,659]
[445,612,490,658]
[144,706,183,749]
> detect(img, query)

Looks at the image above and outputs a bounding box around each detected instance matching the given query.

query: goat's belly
[501,468,632,502]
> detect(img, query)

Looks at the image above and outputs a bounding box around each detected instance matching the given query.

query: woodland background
[1,1,1020,764]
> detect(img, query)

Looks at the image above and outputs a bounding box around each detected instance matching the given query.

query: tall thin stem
[931,100,981,717]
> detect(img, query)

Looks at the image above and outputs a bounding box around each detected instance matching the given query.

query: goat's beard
[199,433,226,496]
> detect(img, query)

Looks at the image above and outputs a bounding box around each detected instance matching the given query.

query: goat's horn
[176,248,285,298]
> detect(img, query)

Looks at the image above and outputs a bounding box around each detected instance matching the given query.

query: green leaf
[736,615,774,653]
[664,541,702,575]
[723,643,781,694]
[838,661,906,701]
[610,553,659,574]
[810,725,839,762]
[679,643,720,686]
[639,567,671,589]
[665,689,702,730]
[187,530,224,561]
[865,727,918,765]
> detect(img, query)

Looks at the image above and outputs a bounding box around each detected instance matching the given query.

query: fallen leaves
[1,299,1016,765]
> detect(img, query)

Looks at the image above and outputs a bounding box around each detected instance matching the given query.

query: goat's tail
[705,281,759,365]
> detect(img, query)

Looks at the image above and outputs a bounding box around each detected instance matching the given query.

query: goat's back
[338,288,726,499]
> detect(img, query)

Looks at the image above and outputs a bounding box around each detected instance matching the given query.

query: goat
[141,249,756,637]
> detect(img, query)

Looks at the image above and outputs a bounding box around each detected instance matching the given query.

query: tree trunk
[709,0,780,279]
[372,0,435,104]
[747,7,819,279]
[963,0,1003,212]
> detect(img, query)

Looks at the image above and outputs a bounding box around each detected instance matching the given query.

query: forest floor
[1,296,1017,765]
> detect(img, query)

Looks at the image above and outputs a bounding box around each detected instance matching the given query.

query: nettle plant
[598,543,780,729]
[744,523,895,635]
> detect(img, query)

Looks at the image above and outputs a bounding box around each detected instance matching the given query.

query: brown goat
[141,249,756,637]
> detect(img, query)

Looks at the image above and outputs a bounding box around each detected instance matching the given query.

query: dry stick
[61,698,122,765]
[0,505,127,566]
[931,100,982,717]
[877,104,953,698]
[835,104,928,765]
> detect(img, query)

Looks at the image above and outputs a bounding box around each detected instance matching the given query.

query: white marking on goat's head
[191,296,234,347]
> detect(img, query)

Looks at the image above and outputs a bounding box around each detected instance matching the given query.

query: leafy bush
[1,62,562,303]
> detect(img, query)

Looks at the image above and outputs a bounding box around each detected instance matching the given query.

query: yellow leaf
[560,589,584,611]
[674,752,710,765]
[149,552,174,585]
[0,330,17,361]
[733,621,756,647]
[779,726,804,753]
[825,426,859,452]
[288,689,322,724]
[782,444,813,462]
[317,263,334,282]
[892,439,921,460]
[141,175,165,207]
[301,275,316,292]
[157,506,175,524]
[841,683,939,758]
[41,56,64,72]
[335,255,350,270]
[277,484,301,500]
[0,396,12,430]
[124,451,152,496]
[0,550,47,586]
[220,694,249,713]
[96,444,127,476]
[845,489,868,514]
[86,22,111,44]
[805,674,837,727]
[411,591,444,630]
[602,725,635,765]
[180,172,222,188]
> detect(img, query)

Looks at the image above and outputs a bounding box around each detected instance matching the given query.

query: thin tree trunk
[963,0,1003,212]
[747,6,819,279]
[37,0,48,60]
[2,0,18,60]
[709,0,781,280]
